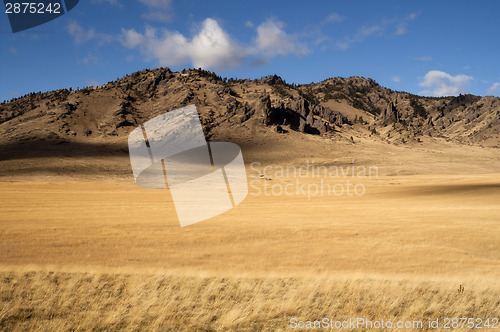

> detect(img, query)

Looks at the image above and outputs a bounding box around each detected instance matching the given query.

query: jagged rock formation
[251,96,343,135]
[380,101,399,125]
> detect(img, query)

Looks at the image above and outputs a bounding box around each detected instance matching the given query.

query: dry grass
[1,174,499,275]
[0,166,499,330]
[1,270,498,331]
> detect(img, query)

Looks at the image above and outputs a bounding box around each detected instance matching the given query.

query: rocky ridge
[1,68,498,148]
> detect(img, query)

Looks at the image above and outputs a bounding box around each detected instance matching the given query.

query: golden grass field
[1,169,499,330]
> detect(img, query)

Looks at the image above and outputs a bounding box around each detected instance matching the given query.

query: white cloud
[336,24,383,50]
[419,70,473,96]
[324,12,344,24]
[245,21,254,28]
[122,17,307,70]
[190,20,248,69]
[394,12,418,35]
[254,18,308,56]
[138,0,172,21]
[392,76,400,83]
[67,21,112,44]
[359,24,384,37]
[336,12,418,50]
[8,46,17,54]
[122,18,247,70]
[67,21,95,43]
[488,82,500,95]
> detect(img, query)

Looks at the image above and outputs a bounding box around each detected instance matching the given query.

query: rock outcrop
[380,101,399,125]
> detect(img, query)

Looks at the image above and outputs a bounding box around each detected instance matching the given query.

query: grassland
[1,270,498,331]
[0,170,499,330]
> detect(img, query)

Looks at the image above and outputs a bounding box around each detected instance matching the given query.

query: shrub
[410,97,427,118]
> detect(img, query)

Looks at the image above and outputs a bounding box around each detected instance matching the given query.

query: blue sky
[1,0,499,102]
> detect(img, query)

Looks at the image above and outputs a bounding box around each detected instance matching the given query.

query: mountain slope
[0,67,499,148]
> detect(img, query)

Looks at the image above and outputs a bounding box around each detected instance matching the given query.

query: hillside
[1,67,498,149]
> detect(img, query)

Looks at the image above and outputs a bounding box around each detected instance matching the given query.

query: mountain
[1,67,499,149]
